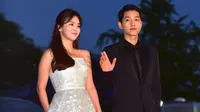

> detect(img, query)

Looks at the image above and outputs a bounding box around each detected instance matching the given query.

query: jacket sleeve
[99,47,114,91]
[152,48,161,112]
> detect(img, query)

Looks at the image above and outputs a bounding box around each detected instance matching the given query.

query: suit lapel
[139,44,153,85]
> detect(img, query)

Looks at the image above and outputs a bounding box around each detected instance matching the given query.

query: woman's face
[59,16,81,41]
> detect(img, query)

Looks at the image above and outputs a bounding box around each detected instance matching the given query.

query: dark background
[0,0,200,111]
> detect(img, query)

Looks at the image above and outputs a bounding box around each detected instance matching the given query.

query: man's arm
[99,47,115,91]
[152,48,161,112]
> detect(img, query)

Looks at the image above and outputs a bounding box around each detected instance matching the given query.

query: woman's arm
[83,50,102,112]
[37,49,53,112]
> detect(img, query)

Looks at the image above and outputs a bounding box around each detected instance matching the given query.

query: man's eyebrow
[135,16,140,18]
[123,16,130,19]
[123,16,140,19]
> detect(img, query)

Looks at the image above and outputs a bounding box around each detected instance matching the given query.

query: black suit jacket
[101,39,161,112]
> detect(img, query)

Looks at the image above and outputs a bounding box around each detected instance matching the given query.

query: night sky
[1,0,200,53]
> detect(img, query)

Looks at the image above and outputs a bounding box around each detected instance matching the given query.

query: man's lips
[130,28,137,30]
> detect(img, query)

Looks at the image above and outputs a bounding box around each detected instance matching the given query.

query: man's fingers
[103,51,109,61]
[99,60,102,64]
[102,52,107,60]
[100,53,104,60]
[101,52,106,61]
[100,56,106,61]
[100,56,103,61]
[111,58,117,67]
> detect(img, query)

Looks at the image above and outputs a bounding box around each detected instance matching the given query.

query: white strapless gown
[48,58,95,112]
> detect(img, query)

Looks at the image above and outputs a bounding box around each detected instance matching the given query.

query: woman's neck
[61,38,75,53]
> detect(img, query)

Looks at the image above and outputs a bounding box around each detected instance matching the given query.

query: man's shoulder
[102,42,120,59]
[103,42,120,52]
[141,42,157,51]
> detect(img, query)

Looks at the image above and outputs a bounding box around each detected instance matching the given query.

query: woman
[37,9,101,112]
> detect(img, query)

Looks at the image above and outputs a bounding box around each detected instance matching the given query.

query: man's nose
[131,21,135,26]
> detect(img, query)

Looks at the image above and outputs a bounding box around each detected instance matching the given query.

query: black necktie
[135,48,143,81]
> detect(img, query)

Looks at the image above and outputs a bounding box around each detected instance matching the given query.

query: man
[99,4,161,112]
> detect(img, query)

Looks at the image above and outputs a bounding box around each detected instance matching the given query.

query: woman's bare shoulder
[42,48,53,59]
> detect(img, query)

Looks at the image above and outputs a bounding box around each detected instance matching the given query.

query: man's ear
[118,21,123,30]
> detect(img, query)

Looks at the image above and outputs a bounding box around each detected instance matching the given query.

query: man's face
[118,10,142,37]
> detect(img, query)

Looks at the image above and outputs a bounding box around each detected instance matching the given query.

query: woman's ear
[118,21,123,30]
[57,25,62,31]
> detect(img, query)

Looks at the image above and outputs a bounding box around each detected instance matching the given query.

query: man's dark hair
[118,4,142,23]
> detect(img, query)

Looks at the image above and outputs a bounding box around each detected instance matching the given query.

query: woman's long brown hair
[49,9,82,72]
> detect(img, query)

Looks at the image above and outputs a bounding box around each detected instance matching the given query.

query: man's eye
[135,19,140,21]
[124,19,129,22]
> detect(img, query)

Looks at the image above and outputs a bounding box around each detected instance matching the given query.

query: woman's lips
[71,32,77,36]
